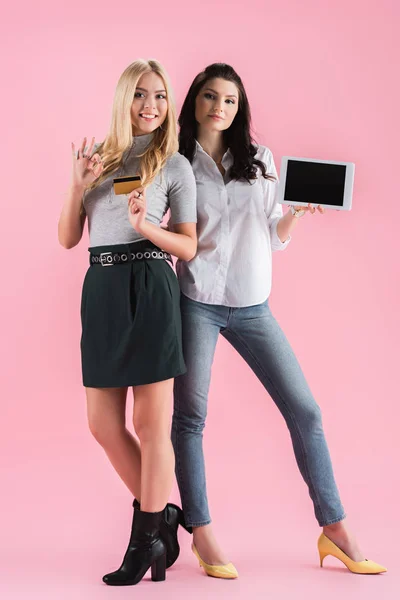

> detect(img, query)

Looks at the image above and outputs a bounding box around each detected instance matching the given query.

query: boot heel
[151,554,166,582]
[177,507,193,534]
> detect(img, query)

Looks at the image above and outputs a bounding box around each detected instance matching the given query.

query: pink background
[1,0,399,598]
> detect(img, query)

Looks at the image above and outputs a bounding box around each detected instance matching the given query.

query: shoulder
[165,151,193,173]
[165,152,195,186]
[252,144,278,183]
[254,144,274,166]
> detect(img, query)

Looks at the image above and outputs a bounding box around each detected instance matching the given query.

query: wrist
[289,206,306,218]
[136,219,150,236]
[70,181,87,194]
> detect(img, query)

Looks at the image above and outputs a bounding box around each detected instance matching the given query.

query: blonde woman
[58,59,197,586]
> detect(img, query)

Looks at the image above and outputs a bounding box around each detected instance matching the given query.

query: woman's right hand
[71,137,104,189]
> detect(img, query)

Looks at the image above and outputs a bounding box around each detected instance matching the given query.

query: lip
[139,114,158,121]
[208,114,224,120]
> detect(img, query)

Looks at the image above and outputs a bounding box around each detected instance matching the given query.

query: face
[195,77,239,133]
[131,71,168,136]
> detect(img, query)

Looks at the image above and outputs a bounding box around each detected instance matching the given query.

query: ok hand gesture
[71,137,104,189]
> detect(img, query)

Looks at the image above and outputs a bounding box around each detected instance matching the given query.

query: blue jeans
[171,294,346,528]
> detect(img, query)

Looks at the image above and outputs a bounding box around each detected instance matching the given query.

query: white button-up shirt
[176,141,291,307]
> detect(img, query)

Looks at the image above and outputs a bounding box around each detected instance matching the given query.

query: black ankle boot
[160,502,193,567]
[102,506,166,586]
[133,499,192,568]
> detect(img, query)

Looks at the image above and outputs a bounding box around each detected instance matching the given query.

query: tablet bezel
[277,156,355,210]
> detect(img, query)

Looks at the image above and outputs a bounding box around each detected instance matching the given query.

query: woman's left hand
[128,187,147,233]
[294,203,325,215]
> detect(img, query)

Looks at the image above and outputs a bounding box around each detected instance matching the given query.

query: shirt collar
[130,132,154,156]
[194,139,233,167]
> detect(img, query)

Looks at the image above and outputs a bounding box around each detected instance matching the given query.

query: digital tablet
[277,156,355,210]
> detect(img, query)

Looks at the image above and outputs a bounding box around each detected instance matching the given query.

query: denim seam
[319,514,347,527]
[186,520,212,528]
[172,390,191,525]
[224,326,327,525]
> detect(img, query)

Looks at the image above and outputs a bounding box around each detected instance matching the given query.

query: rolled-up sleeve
[261,147,291,252]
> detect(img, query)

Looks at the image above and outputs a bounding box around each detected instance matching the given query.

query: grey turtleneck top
[83,133,197,247]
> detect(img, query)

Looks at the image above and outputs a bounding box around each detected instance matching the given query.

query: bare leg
[193,525,230,565]
[133,379,175,513]
[323,519,365,561]
[86,386,142,500]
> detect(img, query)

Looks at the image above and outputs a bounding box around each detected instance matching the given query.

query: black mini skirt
[80,240,186,388]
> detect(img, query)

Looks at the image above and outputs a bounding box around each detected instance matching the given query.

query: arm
[263,148,324,244]
[276,207,301,243]
[58,137,103,249]
[128,189,197,261]
[137,220,197,261]
[58,184,86,249]
[128,154,197,261]
[277,204,325,241]
[262,148,292,251]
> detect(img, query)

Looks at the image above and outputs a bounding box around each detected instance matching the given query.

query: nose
[213,103,223,113]
[144,96,156,110]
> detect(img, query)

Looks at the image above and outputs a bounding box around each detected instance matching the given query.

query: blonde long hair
[91,59,178,190]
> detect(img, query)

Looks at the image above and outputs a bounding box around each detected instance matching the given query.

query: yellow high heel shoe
[318,533,387,574]
[192,543,238,579]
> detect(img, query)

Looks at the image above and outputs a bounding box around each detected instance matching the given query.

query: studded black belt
[90,248,172,267]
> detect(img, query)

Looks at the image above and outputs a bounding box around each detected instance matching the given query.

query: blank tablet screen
[284,160,347,206]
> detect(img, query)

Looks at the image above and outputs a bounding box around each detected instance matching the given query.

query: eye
[156,94,167,100]
[204,93,215,100]
[226,99,235,105]
[134,92,145,98]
